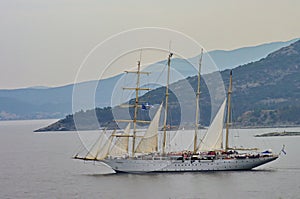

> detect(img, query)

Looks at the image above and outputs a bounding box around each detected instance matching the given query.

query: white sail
[109,123,130,156]
[96,132,115,160]
[135,103,163,153]
[199,99,227,151]
[85,130,116,160]
[85,132,105,160]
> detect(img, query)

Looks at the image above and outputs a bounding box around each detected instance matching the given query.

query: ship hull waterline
[99,156,278,174]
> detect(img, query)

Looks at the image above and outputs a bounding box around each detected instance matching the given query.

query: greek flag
[141,103,153,110]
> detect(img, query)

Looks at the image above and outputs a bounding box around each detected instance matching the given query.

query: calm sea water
[0,120,300,199]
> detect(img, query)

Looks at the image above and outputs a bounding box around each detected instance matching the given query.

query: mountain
[0,39,298,120]
[0,75,122,120]
[36,39,300,131]
[203,38,299,72]
[151,38,299,76]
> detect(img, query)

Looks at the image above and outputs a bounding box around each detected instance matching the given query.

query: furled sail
[199,99,227,151]
[109,123,130,156]
[135,103,163,153]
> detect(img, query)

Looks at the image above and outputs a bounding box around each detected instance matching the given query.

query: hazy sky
[1,0,300,89]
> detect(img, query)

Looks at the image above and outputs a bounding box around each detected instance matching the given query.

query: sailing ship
[74,51,278,173]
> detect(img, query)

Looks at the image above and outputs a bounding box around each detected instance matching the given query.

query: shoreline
[34,123,300,132]
[255,131,300,137]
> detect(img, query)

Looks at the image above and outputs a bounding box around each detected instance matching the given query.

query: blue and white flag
[141,103,153,110]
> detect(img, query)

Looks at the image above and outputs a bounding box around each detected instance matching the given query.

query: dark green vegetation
[35,107,117,131]
[36,40,300,131]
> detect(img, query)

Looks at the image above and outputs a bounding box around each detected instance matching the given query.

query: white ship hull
[103,155,278,173]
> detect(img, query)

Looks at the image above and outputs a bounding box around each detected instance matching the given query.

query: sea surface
[0,120,299,199]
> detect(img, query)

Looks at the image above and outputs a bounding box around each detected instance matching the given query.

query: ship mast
[132,61,141,155]
[193,49,203,153]
[225,70,233,151]
[123,60,151,157]
[162,53,173,155]
[224,71,258,151]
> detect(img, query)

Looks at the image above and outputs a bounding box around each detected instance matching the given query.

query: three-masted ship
[74,51,278,173]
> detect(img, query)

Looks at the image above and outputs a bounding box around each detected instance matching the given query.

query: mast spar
[162,52,173,155]
[132,60,141,156]
[225,70,233,151]
[194,48,203,153]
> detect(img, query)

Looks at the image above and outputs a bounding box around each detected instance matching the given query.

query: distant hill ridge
[35,39,300,131]
[0,38,298,121]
